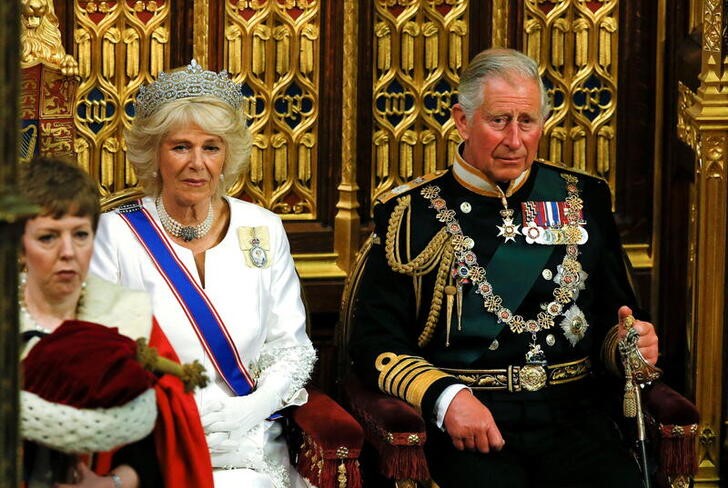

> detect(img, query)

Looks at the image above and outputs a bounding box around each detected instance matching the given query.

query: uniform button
[488,339,499,350]
[546,334,556,346]
[460,202,472,213]
[542,269,553,280]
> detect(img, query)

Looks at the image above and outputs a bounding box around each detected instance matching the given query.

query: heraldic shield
[20,64,78,163]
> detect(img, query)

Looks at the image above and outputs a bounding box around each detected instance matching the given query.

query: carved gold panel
[73,0,171,199]
[224,0,320,219]
[71,0,321,220]
[371,0,469,205]
[676,1,728,484]
[524,0,618,192]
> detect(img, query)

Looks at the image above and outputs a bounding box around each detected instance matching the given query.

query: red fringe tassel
[296,436,362,488]
[660,435,697,477]
[371,439,430,481]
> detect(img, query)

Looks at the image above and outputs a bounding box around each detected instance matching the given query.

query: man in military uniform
[348,48,658,487]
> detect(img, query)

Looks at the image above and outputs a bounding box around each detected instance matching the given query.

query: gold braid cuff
[375,352,454,413]
[601,324,622,376]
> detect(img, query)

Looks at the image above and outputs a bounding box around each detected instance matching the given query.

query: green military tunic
[349,158,643,487]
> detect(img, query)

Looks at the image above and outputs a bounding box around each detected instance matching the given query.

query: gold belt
[441,357,591,392]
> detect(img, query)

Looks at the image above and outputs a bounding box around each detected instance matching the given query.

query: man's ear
[451,103,470,141]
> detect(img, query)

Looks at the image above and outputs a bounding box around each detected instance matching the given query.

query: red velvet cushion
[643,382,699,426]
[343,375,426,442]
[291,388,363,458]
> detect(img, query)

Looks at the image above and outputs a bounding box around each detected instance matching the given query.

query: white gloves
[202,387,282,437]
[200,387,282,468]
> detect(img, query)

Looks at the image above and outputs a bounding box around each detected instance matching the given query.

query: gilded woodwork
[224,0,320,219]
[20,0,79,75]
[491,0,509,48]
[19,0,80,163]
[371,0,469,205]
[73,0,171,196]
[335,0,362,273]
[193,0,209,68]
[524,0,619,192]
[676,1,728,485]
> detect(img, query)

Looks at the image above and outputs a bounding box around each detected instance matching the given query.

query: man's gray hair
[456,48,551,120]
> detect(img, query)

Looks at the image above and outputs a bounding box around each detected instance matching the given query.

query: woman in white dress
[90,61,316,488]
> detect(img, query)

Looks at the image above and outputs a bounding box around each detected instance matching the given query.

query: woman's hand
[55,462,138,488]
[201,389,282,438]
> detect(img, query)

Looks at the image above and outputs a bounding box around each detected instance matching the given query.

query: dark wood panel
[317,0,344,227]
[658,0,697,395]
[169,0,195,68]
[355,0,375,224]
[616,1,658,247]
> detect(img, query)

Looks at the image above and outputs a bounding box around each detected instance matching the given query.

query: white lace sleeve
[254,343,316,405]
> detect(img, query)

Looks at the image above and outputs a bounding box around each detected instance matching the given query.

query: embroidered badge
[553,263,588,300]
[238,226,271,269]
[561,304,589,346]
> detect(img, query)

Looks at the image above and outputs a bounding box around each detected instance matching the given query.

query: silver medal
[249,238,267,268]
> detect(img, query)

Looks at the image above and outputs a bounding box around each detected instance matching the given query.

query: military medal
[421,173,591,358]
[238,226,270,269]
[521,200,588,245]
[496,196,520,243]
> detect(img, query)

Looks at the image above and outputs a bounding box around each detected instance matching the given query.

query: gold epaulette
[536,158,608,185]
[376,170,448,204]
[375,352,454,413]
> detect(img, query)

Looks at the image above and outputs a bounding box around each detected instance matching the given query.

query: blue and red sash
[117,201,256,396]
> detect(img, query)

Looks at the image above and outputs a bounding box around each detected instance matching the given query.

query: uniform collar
[451,144,531,198]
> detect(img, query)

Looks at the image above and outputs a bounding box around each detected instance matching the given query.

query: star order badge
[561,304,589,346]
[497,208,520,243]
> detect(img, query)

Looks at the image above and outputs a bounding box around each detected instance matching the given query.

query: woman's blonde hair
[125,96,252,197]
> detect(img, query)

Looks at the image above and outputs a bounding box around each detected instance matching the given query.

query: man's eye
[489,117,508,130]
[519,119,536,131]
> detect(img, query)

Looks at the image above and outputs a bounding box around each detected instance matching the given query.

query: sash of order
[118,202,256,397]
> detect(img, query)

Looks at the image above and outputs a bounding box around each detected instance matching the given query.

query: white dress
[90,196,316,488]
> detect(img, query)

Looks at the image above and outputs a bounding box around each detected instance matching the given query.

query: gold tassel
[445,285,456,347]
[136,338,209,392]
[623,382,637,418]
[456,282,463,331]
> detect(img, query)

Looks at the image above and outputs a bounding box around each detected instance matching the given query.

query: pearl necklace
[18,274,85,334]
[156,197,214,242]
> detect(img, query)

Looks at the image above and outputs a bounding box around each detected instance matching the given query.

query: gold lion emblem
[20,0,79,76]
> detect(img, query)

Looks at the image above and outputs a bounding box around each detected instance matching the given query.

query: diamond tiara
[133,60,244,119]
